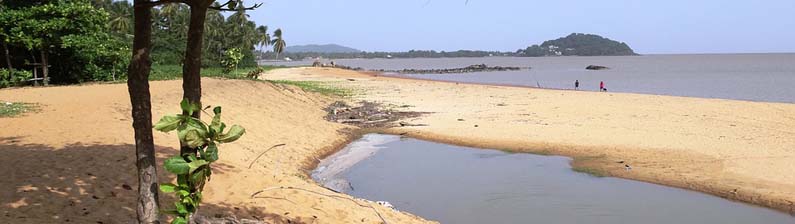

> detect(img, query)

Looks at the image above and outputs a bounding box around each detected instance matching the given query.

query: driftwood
[251,186,389,224]
[325,101,425,128]
[247,144,287,169]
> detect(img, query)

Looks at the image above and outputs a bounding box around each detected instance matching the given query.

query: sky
[246,0,795,54]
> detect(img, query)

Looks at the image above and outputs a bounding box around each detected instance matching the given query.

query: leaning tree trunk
[127,1,160,223]
[40,48,48,85]
[180,2,210,156]
[1,39,13,74]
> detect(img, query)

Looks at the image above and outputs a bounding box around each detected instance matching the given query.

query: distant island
[285,44,362,53]
[518,33,637,57]
[259,33,636,60]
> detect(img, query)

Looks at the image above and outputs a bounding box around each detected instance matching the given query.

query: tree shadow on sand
[0,137,297,224]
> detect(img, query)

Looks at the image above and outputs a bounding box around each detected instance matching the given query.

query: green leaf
[171,216,187,224]
[188,159,208,174]
[153,115,182,132]
[174,202,188,215]
[181,196,194,206]
[184,129,206,148]
[205,143,219,162]
[191,168,207,190]
[180,98,199,115]
[159,183,177,193]
[216,125,245,143]
[177,189,190,197]
[164,156,189,175]
[209,107,223,136]
[178,117,208,143]
[177,175,188,187]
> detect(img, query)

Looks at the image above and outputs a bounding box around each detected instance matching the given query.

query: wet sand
[262,67,795,214]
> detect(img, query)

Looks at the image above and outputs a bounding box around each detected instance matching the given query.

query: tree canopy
[0,0,128,84]
[518,33,637,57]
[0,0,282,86]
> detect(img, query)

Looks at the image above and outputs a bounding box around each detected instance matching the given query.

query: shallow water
[263,54,795,103]
[312,134,795,224]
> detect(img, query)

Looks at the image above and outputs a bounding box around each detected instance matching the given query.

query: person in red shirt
[599,81,605,92]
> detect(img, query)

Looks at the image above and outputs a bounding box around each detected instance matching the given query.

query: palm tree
[107,1,133,36]
[255,25,270,60]
[271,28,286,60]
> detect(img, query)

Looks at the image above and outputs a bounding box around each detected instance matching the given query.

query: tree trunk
[1,39,13,74]
[40,49,48,86]
[180,2,210,155]
[127,1,160,223]
[30,51,38,86]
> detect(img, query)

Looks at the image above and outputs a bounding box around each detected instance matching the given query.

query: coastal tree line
[0,0,284,87]
[267,49,513,60]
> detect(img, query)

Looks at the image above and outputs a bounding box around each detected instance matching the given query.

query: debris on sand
[324,101,426,128]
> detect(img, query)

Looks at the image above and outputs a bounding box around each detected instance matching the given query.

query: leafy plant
[0,69,33,88]
[220,48,244,74]
[154,99,246,224]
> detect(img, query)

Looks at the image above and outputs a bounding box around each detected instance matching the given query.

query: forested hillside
[518,33,637,57]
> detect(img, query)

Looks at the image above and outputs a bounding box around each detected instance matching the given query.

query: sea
[262,53,795,103]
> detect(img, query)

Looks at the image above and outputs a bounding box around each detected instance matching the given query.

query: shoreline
[1,66,793,223]
[372,72,795,105]
[264,67,795,214]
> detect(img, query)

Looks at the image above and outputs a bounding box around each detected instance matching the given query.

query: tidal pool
[312,134,795,224]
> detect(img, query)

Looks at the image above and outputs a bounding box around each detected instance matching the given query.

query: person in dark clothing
[574,80,580,90]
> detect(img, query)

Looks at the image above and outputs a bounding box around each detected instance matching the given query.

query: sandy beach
[1,66,794,223]
[0,79,431,223]
[262,67,795,214]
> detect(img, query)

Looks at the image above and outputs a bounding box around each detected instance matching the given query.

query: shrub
[0,69,33,88]
[154,99,246,224]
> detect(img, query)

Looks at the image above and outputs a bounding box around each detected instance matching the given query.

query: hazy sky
[247,0,795,54]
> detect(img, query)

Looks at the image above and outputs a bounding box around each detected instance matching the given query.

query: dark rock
[586,65,609,70]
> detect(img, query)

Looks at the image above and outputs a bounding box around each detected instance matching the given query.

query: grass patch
[149,64,287,81]
[268,80,353,97]
[571,166,608,177]
[0,102,39,117]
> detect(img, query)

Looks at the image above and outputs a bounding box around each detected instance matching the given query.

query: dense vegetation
[0,0,129,85]
[518,33,637,57]
[0,0,283,87]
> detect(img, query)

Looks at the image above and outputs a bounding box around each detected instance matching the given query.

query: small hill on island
[518,33,637,57]
[285,44,362,53]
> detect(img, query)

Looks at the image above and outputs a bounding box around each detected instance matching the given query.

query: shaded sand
[262,67,795,214]
[0,79,431,223]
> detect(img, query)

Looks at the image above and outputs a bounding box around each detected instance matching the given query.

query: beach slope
[263,67,795,213]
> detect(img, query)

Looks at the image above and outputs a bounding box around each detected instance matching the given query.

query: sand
[1,66,794,223]
[262,67,795,214]
[0,79,431,223]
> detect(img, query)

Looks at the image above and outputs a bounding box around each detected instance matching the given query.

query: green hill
[284,44,362,53]
[519,33,637,57]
